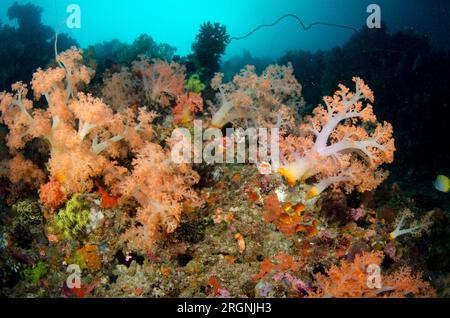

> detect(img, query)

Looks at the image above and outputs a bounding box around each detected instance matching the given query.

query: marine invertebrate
[186,74,206,93]
[132,57,186,107]
[55,194,90,240]
[39,179,67,210]
[190,21,230,79]
[13,199,41,224]
[309,251,435,298]
[101,67,140,113]
[21,261,48,283]
[0,47,157,194]
[210,63,302,130]
[107,142,202,252]
[95,180,120,209]
[73,244,102,271]
[277,77,395,198]
[389,209,434,240]
[0,154,45,189]
[262,192,315,236]
[252,253,303,281]
[173,92,203,125]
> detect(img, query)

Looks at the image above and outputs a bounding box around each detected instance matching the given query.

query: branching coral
[0,154,45,189]
[209,63,302,131]
[277,77,395,199]
[101,67,141,113]
[39,179,67,210]
[0,46,204,253]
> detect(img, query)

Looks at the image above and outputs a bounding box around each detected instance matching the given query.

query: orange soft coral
[108,142,202,252]
[1,154,46,189]
[262,192,308,236]
[209,64,302,131]
[101,67,141,113]
[173,92,203,125]
[309,251,435,298]
[0,47,157,194]
[39,179,67,210]
[277,77,395,198]
[132,57,185,107]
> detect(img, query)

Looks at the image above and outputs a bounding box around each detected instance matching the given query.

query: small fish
[433,175,450,193]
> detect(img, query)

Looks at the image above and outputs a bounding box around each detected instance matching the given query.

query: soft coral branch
[278,77,395,198]
[210,64,302,130]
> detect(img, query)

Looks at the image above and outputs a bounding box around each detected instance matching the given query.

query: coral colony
[0,3,447,298]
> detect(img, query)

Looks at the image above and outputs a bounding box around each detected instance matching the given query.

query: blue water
[1,0,449,59]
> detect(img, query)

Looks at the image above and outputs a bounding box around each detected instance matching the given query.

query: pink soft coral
[278,77,395,199]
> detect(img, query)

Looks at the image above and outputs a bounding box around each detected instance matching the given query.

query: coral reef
[0,11,447,297]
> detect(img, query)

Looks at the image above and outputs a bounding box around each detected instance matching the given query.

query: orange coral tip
[295,224,307,233]
[55,173,65,183]
[307,227,319,238]
[293,203,305,215]
[277,167,297,186]
[305,187,319,200]
[279,213,292,224]
[282,202,293,212]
